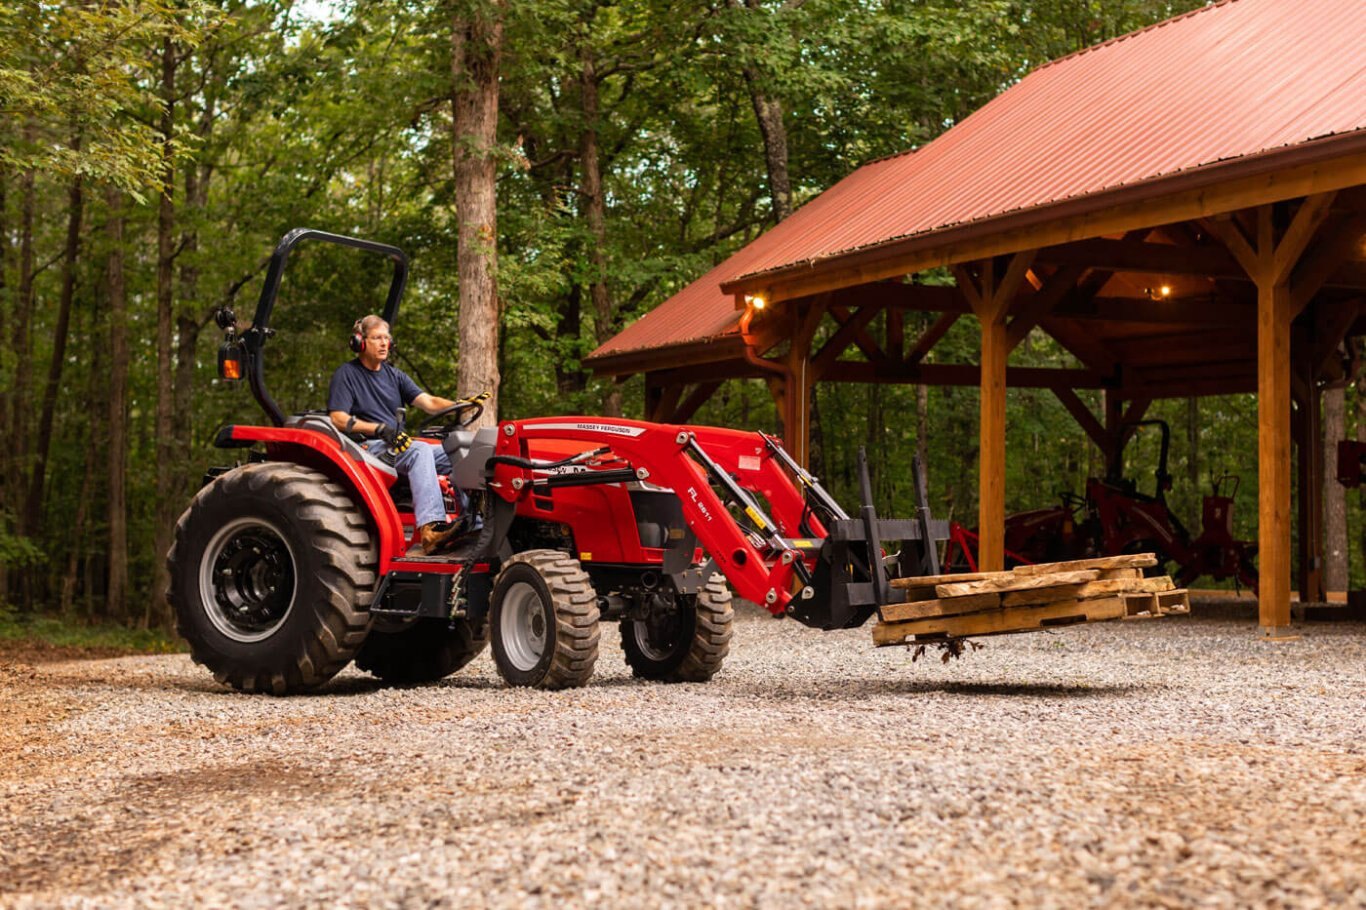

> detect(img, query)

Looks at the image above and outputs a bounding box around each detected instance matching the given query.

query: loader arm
[491,418,946,629]
[492,418,811,614]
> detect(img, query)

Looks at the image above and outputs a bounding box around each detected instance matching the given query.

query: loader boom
[491,418,945,628]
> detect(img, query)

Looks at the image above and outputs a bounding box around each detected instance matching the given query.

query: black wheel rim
[199,517,298,642]
[632,610,685,661]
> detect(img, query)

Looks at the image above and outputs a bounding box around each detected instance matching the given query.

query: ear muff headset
[349,319,365,354]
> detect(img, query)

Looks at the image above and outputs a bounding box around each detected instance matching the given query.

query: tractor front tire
[621,574,733,683]
[489,550,599,689]
[355,617,488,684]
[167,463,376,695]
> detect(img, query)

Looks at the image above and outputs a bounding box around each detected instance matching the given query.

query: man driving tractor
[328,314,461,555]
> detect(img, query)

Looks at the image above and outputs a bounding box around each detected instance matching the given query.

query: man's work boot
[413,522,459,556]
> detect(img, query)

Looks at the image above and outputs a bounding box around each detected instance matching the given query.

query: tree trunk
[555,285,587,398]
[150,34,177,629]
[451,1,504,428]
[105,188,129,624]
[1323,385,1347,593]
[577,43,620,416]
[28,147,84,536]
[0,162,8,601]
[62,318,103,616]
[735,0,793,223]
[9,133,37,560]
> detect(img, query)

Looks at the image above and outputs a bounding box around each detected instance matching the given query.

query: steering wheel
[414,399,485,438]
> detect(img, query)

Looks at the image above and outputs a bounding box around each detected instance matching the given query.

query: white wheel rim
[198,516,298,643]
[500,581,549,671]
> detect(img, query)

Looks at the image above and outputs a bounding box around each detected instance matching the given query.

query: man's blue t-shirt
[327,360,423,427]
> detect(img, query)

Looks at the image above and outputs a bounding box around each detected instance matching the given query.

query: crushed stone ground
[1,609,1362,909]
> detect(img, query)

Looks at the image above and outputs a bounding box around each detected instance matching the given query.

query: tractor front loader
[168,229,1180,696]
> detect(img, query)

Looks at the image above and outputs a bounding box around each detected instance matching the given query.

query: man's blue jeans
[366,440,451,529]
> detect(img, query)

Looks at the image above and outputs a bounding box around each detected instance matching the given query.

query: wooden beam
[649,383,684,423]
[1291,212,1366,316]
[649,359,768,386]
[827,304,886,364]
[725,143,1366,303]
[1038,316,1119,377]
[672,381,722,424]
[821,361,1105,388]
[1312,299,1365,378]
[1055,295,1255,325]
[1052,387,1111,452]
[827,281,967,313]
[812,304,881,379]
[1006,264,1086,350]
[907,313,960,365]
[1202,215,1260,277]
[1105,329,1256,367]
[1273,192,1337,285]
[1037,237,1247,279]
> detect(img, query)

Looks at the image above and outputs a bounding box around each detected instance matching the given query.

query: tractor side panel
[220,425,404,570]
[516,438,652,564]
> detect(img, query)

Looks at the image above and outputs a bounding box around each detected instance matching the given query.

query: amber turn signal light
[218,342,243,381]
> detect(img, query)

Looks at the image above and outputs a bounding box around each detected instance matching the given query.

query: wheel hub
[633,600,683,661]
[500,581,549,671]
[199,518,297,642]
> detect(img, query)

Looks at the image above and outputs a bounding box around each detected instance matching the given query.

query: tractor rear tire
[621,574,733,683]
[355,617,488,684]
[167,463,376,695]
[489,550,599,689]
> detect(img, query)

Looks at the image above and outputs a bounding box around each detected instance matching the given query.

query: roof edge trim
[721,128,1366,295]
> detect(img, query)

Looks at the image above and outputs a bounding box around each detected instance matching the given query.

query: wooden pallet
[873,554,1188,646]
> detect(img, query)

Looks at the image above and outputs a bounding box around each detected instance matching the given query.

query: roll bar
[242,228,409,426]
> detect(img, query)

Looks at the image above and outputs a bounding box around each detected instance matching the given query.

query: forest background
[2,0,1358,631]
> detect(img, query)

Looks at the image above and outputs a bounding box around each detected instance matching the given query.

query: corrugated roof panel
[592,0,1366,361]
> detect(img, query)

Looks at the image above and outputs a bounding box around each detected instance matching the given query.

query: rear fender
[215,425,404,571]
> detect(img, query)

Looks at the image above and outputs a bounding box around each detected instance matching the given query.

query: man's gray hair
[354,314,390,338]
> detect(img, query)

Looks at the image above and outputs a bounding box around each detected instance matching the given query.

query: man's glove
[376,423,413,454]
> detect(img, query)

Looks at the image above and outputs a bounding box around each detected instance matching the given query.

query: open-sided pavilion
[585,0,1366,637]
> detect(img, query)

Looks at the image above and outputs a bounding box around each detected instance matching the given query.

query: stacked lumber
[872,553,1189,646]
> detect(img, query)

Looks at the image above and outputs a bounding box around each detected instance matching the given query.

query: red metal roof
[590,0,1366,366]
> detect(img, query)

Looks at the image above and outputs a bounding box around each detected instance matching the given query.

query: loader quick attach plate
[794,516,951,632]
[871,553,1190,646]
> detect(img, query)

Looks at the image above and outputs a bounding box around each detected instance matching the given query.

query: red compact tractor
[168,230,949,693]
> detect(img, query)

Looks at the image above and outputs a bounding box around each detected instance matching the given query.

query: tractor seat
[284,412,398,480]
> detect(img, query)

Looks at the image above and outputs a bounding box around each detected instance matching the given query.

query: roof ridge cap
[1032,0,1240,75]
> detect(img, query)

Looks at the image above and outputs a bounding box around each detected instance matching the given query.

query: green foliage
[0,604,183,654]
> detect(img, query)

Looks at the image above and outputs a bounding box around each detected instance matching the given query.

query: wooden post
[1206,195,1337,637]
[979,313,1008,570]
[1258,271,1294,634]
[775,300,827,468]
[955,252,1036,571]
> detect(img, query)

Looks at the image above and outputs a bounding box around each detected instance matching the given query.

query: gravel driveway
[2,609,1363,909]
